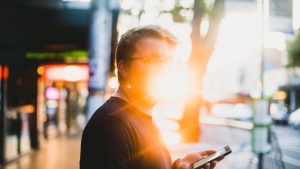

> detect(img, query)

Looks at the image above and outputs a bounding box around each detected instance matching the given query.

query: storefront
[0,3,92,167]
[0,63,39,165]
[0,63,90,165]
[38,64,89,139]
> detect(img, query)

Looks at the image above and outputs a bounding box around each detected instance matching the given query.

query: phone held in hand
[189,145,232,169]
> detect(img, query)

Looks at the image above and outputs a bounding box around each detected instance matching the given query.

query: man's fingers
[204,163,210,169]
[211,161,217,168]
[203,161,217,169]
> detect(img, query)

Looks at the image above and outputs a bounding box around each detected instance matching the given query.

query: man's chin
[141,95,160,108]
[130,87,160,107]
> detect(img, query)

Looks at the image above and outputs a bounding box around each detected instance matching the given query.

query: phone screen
[191,146,231,169]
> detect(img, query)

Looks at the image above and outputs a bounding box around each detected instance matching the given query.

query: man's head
[114,25,179,107]
[115,25,178,82]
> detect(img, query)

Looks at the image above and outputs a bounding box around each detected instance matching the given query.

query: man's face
[126,38,175,107]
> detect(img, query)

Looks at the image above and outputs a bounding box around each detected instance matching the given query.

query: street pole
[258,152,263,169]
[259,1,265,169]
[257,0,271,169]
[86,0,119,120]
[260,0,265,99]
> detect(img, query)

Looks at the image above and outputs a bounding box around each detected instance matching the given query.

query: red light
[43,64,89,82]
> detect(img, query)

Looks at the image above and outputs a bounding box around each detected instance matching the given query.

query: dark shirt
[80,97,172,169]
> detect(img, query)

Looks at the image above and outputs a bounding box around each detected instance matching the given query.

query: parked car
[289,108,300,129]
[270,102,290,124]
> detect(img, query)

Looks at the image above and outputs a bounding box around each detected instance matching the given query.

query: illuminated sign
[43,65,89,82]
[26,50,88,60]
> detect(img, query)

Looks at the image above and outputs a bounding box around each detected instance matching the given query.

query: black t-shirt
[80,97,172,169]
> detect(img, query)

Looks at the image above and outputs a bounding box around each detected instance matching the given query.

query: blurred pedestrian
[80,25,223,169]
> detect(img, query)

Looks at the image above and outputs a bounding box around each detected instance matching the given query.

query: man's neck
[113,86,153,116]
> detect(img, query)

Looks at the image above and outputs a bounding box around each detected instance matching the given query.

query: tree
[119,0,225,142]
[173,0,225,142]
[286,29,300,85]
[287,29,300,68]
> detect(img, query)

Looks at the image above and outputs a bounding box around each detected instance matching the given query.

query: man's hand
[177,150,223,169]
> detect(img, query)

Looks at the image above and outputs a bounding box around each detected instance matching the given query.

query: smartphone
[189,145,232,169]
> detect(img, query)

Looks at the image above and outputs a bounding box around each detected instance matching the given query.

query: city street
[1,113,299,169]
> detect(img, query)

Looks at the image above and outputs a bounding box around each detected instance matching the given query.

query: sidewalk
[1,132,82,169]
[2,134,255,169]
[1,124,256,169]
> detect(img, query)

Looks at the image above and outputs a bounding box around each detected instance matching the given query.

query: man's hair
[114,25,179,83]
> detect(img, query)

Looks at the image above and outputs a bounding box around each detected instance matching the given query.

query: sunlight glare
[155,119,180,131]
[146,24,193,102]
[161,131,181,145]
[179,0,194,8]
[216,12,261,53]
[293,0,300,30]
[120,0,139,10]
[144,0,160,13]
[162,0,176,11]
[151,65,189,102]
[265,31,286,51]
[156,13,174,26]
[131,8,140,16]
[203,12,262,102]
[171,23,192,63]
[200,18,209,36]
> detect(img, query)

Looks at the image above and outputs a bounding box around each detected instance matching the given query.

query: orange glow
[37,66,44,75]
[150,65,191,102]
[3,66,9,80]
[43,65,89,82]
[272,91,287,100]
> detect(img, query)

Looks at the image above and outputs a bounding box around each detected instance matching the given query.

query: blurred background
[0,0,300,168]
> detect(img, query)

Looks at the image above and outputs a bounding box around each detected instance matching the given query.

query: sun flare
[150,64,190,102]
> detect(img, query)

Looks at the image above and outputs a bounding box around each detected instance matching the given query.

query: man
[80,25,222,169]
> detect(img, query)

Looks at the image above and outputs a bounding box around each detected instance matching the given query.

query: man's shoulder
[88,97,131,123]
[82,97,137,140]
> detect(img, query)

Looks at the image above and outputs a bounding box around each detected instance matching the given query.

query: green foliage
[198,0,208,12]
[287,29,300,67]
[119,0,213,24]
[169,2,191,23]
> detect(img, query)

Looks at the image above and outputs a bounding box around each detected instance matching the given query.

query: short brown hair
[114,25,179,83]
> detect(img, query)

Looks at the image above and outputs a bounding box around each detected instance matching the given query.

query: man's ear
[118,60,128,78]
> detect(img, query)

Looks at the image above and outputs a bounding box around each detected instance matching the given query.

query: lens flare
[150,64,190,102]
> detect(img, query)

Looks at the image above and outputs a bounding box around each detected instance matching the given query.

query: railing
[262,131,285,169]
[200,116,286,169]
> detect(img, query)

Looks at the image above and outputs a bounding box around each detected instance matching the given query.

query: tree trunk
[179,0,224,142]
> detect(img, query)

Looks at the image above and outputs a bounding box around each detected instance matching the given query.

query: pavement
[1,133,256,169]
[0,116,261,169]
[1,132,82,169]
